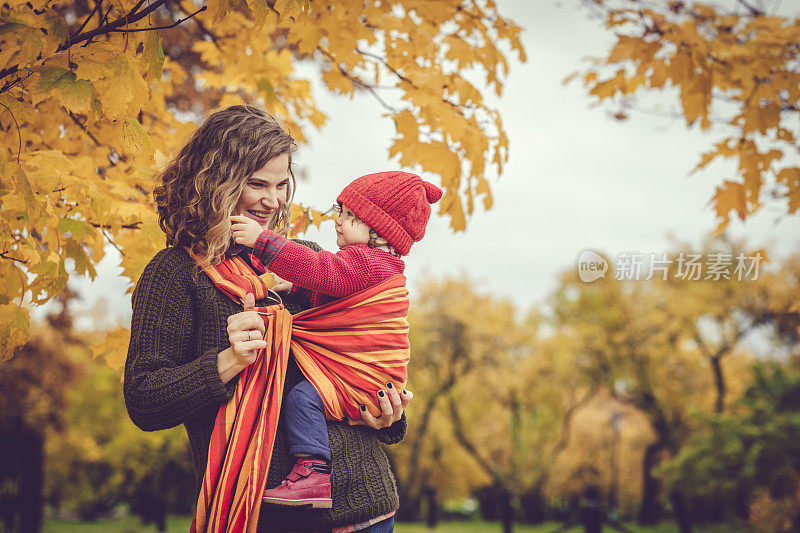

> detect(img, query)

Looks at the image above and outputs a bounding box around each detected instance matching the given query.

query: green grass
[43,515,191,533]
[43,517,747,533]
[395,522,745,533]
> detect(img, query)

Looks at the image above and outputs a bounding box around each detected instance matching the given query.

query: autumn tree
[384,278,605,531]
[0,289,82,532]
[551,239,800,531]
[656,237,799,415]
[387,278,519,522]
[662,361,800,531]
[570,0,800,232]
[0,0,526,361]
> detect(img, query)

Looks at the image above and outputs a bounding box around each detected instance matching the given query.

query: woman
[123,105,410,532]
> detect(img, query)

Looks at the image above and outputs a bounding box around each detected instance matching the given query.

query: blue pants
[284,379,331,460]
[363,516,394,532]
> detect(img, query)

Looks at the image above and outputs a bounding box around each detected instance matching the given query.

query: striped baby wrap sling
[186,249,410,533]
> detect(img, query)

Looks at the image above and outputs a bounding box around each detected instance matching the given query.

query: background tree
[0,288,194,530]
[0,0,526,361]
[387,278,604,532]
[0,290,81,533]
[548,240,796,531]
[388,278,511,522]
[569,0,800,232]
[661,360,800,532]
[44,350,195,526]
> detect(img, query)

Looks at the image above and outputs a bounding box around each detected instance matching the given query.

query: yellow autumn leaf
[0,303,29,361]
[711,180,747,221]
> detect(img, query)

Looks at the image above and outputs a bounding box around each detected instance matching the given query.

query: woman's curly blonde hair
[154,105,297,266]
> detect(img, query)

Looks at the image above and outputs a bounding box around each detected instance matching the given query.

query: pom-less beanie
[336,171,443,256]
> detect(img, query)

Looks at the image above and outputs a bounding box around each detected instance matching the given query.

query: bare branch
[1,0,172,87]
[68,111,101,146]
[356,47,415,87]
[64,0,169,49]
[318,48,399,113]
[111,6,206,33]
[0,251,28,264]
[102,229,125,256]
[447,396,507,487]
[90,221,142,230]
[0,102,22,163]
[736,0,764,17]
[74,2,102,37]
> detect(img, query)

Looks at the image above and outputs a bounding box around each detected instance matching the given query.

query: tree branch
[447,396,507,487]
[736,0,764,17]
[0,0,172,87]
[356,47,416,87]
[0,251,28,264]
[102,229,125,256]
[0,102,22,163]
[318,48,399,113]
[74,2,102,37]
[62,0,170,50]
[111,6,206,33]
[90,221,142,230]
[68,111,100,146]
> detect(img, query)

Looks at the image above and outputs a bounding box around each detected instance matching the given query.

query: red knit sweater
[252,230,405,308]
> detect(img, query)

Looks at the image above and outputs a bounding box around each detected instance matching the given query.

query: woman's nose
[261,191,280,209]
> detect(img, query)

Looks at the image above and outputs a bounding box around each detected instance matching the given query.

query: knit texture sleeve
[254,234,374,298]
[376,412,407,445]
[253,229,287,265]
[123,249,233,431]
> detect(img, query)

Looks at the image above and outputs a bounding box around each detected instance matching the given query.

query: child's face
[334,203,372,248]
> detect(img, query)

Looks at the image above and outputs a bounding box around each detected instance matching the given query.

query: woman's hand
[218,293,267,383]
[230,215,265,248]
[348,384,413,429]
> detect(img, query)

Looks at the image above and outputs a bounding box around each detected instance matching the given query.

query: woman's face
[233,152,290,229]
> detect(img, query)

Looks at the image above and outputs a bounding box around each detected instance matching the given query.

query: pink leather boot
[262,458,332,508]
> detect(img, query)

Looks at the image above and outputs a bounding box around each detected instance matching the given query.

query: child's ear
[373,235,388,246]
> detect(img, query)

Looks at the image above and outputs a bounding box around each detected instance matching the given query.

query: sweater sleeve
[123,250,233,431]
[253,230,373,298]
[377,412,407,445]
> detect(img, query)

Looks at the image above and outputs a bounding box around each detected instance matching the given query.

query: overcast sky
[50,0,800,329]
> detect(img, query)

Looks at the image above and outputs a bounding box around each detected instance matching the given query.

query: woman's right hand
[218,293,267,383]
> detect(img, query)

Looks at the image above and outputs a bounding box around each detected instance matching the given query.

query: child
[230,170,442,508]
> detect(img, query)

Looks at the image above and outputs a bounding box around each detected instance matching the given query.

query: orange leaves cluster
[0,0,524,361]
[278,0,525,229]
[568,1,800,233]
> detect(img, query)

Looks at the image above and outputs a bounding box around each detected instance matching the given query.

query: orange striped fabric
[186,249,409,533]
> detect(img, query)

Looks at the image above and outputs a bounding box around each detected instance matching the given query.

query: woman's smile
[246,208,274,224]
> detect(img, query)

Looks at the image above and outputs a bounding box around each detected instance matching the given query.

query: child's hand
[272,275,293,292]
[230,215,264,248]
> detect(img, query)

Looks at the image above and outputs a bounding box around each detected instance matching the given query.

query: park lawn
[43,517,748,533]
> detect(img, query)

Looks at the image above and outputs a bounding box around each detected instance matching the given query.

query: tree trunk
[394,484,421,521]
[0,422,44,533]
[669,489,693,533]
[710,355,726,413]
[500,487,514,533]
[423,485,438,528]
[637,440,662,525]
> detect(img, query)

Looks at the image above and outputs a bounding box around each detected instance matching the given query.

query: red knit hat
[337,171,443,256]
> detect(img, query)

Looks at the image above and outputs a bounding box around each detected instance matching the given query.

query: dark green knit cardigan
[123,244,406,532]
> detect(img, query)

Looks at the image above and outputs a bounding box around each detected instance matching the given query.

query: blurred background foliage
[3,237,798,533]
